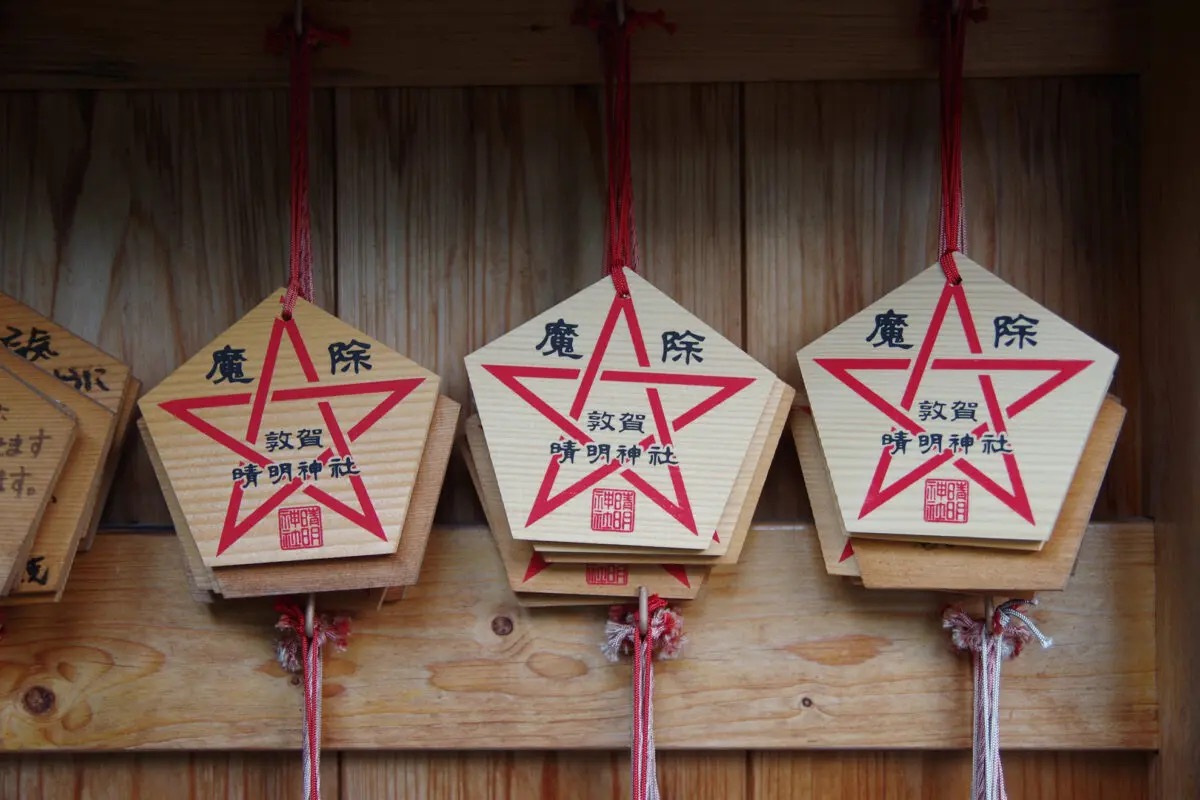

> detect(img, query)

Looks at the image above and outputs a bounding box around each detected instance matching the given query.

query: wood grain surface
[1142,1,1200,796]
[0,1,1140,90]
[0,74,1152,797]
[0,750,1152,799]
[0,90,337,527]
[0,522,1154,751]
[851,398,1126,592]
[0,367,77,593]
[745,78,1140,522]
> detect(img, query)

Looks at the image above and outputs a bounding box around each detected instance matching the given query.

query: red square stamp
[585,564,630,586]
[924,478,969,524]
[591,487,635,533]
[279,505,324,550]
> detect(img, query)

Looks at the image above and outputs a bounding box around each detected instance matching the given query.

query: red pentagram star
[159,316,426,555]
[482,293,754,536]
[814,281,1093,525]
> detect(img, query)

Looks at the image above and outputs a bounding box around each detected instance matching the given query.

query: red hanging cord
[266,15,348,319]
[931,0,987,285]
[276,600,351,800]
[574,3,674,296]
[603,593,685,800]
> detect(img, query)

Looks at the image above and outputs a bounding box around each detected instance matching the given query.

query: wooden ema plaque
[0,349,117,602]
[140,291,440,568]
[535,377,794,566]
[797,254,1117,546]
[464,415,704,601]
[0,292,140,552]
[465,268,780,553]
[138,393,459,600]
[0,366,77,594]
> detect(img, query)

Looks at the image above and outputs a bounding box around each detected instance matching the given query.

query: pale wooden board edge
[854,397,1127,593]
[78,375,140,552]
[211,395,460,598]
[0,368,79,595]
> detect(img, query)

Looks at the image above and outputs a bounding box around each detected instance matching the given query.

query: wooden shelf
[0,522,1154,751]
[0,0,1141,90]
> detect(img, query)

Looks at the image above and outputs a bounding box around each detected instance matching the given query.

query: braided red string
[276,601,351,800]
[603,594,685,800]
[266,17,348,319]
[574,4,674,296]
[930,0,987,285]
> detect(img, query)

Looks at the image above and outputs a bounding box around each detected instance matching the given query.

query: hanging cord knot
[602,593,684,800]
[265,14,349,321]
[943,598,1050,800]
[274,599,350,800]
[602,594,686,662]
[275,600,351,673]
[573,3,674,299]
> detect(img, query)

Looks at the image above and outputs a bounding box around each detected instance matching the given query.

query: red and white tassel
[944,598,1052,800]
[603,592,685,800]
[276,598,350,800]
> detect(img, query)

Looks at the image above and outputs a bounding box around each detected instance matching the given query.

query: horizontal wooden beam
[0,522,1154,751]
[0,1,1140,89]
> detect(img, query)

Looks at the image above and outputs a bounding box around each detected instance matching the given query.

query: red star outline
[159,316,426,555]
[814,281,1093,525]
[482,292,756,536]
[521,551,692,587]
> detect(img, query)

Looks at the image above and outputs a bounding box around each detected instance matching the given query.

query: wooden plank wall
[0,77,1146,796]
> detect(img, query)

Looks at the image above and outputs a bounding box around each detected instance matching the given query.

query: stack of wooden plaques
[0,293,140,604]
[465,269,794,607]
[138,291,459,602]
[793,256,1123,593]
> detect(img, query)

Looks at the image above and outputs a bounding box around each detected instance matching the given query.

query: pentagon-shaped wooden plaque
[466,268,781,552]
[140,291,440,568]
[797,254,1117,546]
[464,414,704,600]
[0,366,77,594]
[140,393,458,599]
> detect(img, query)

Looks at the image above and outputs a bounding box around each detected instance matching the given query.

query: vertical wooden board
[744,78,1140,520]
[0,90,336,526]
[0,753,338,799]
[749,752,1149,799]
[340,752,744,799]
[963,78,1140,519]
[1143,2,1200,796]
[334,86,602,523]
[335,85,741,524]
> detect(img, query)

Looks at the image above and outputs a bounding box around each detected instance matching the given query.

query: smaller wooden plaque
[141,396,460,599]
[0,349,117,602]
[538,377,793,566]
[0,367,78,594]
[851,396,1125,592]
[464,414,705,600]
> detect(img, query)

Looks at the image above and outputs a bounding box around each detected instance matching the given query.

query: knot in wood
[22,686,55,716]
[491,616,514,636]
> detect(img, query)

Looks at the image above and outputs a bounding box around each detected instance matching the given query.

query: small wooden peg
[637,585,648,635]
